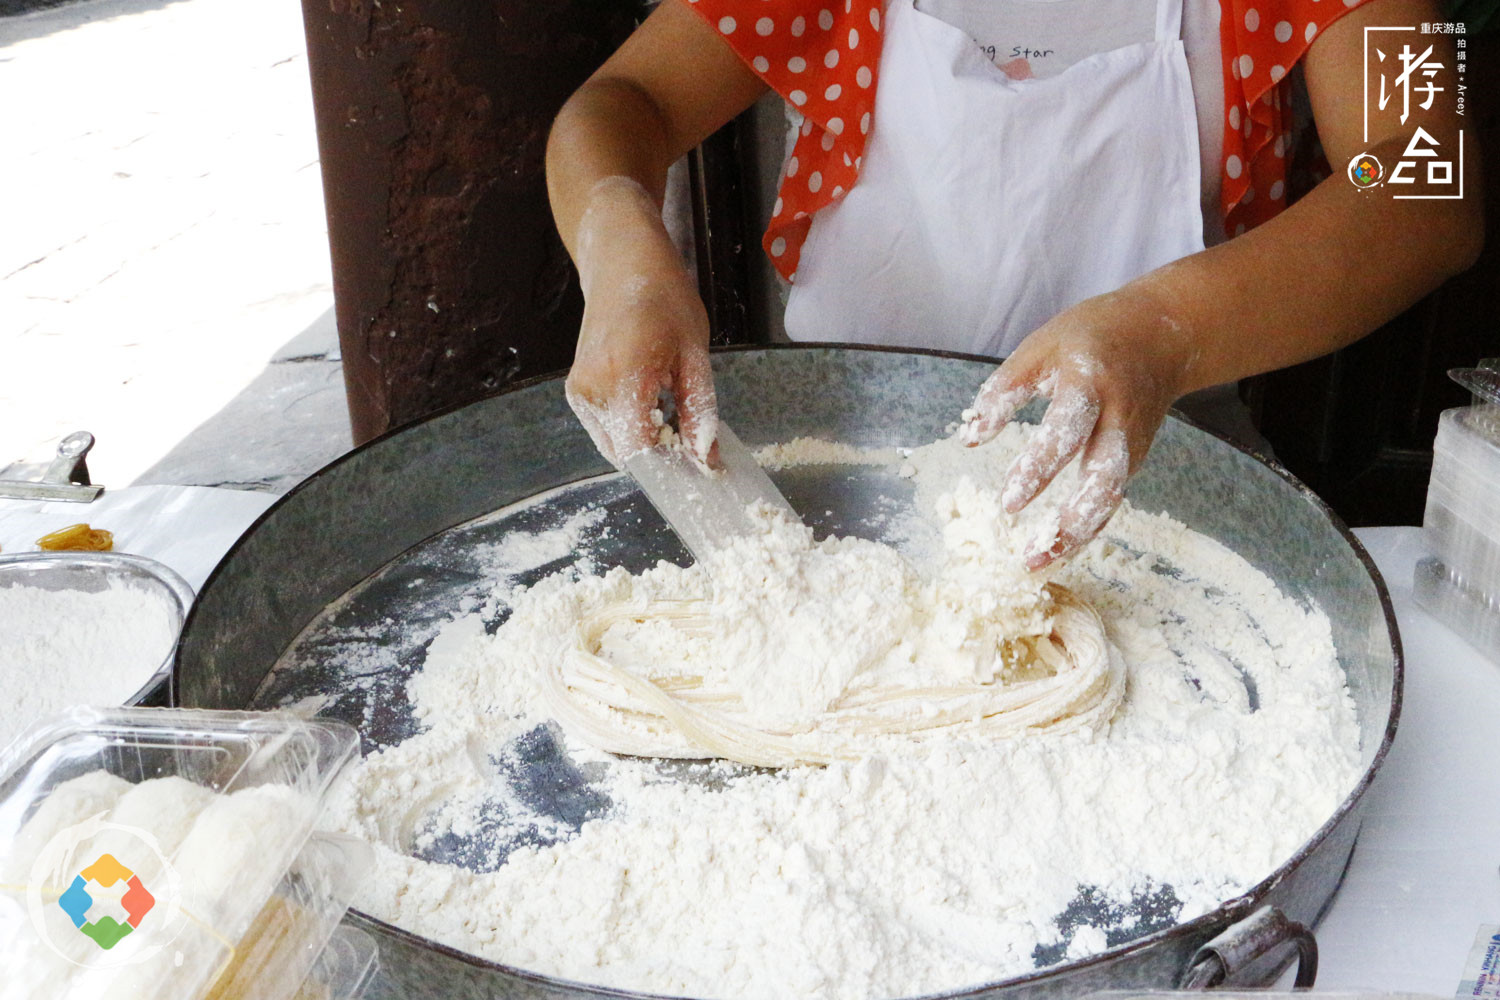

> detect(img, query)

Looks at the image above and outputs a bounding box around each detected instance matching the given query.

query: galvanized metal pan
[173,345,1401,999]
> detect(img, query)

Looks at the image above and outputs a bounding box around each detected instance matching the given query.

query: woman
[545,0,1481,568]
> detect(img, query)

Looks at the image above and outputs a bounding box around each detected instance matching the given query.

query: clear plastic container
[0,707,368,1000]
[1425,361,1500,596]
[196,833,374,1000]
[1423,406,1500,636]
[1414,555,1500,659]
[294,925,380,1000]
[1419,363,1500,658]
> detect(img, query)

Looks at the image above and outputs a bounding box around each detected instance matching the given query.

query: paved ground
[0,0,349,494]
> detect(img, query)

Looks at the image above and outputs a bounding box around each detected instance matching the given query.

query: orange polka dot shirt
[680,0,1375,280]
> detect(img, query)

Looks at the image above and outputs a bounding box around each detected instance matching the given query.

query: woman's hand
[960,284,1194,571]
[564,177,717,467]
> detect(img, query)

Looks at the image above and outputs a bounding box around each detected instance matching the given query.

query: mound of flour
[325,427,1361,998]
[0,581,177,749]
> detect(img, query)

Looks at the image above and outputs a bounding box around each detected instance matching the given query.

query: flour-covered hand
[960,285,1194,571]
[565,177,717,467]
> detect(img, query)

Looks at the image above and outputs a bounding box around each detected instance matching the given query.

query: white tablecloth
[0,484,277,593]
[1310,526,1500,993]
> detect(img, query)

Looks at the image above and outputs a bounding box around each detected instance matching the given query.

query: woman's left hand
[960,283,1196,571]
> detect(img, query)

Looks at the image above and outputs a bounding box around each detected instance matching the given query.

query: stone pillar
[300,0,641,443]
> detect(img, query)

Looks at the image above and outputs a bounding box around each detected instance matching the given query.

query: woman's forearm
[546,79,679,262]
[1140,0,1483,397]
[545,1,766,463]
[546,0,767,264]
[1140,138,1483,398]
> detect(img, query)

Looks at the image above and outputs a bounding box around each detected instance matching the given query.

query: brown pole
[300,0,642,443]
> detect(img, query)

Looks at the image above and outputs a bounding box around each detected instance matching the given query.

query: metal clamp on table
[0,431,104,502]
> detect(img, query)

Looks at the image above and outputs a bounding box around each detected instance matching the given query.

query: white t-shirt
[914,0,1227,244]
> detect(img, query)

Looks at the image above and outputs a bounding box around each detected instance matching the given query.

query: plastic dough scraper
[622,422,799,568]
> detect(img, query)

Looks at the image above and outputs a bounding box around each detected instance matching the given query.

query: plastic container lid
[1424,407,1500,601]
[0,707,367,1000]
[1449,360,1500,427]
[1433,407,1500,490]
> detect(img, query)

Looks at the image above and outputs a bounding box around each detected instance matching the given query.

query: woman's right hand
[564,177,717,468]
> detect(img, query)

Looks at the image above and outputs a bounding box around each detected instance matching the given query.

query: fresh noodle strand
[543,585,1123,767]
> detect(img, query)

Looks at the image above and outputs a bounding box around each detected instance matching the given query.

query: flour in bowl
[325,426,1361,998]
[0,581,177,749]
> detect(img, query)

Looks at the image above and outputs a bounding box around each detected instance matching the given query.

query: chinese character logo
[1377,43,1445,124]
[1361,24,1465,199]
[56,853,157,950]
[1348,153,1385,187]
[1391,127,1454,185]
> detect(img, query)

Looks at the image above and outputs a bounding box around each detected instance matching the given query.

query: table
[1308,527,1500,994]
[0,484,276,592]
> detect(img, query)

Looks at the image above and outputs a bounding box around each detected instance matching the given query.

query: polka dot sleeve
[1218,0,1375,235]
[679,0,884,280]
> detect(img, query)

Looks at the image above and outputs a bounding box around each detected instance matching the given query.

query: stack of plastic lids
[0,707,378,1000]
[1416,362,1500,656]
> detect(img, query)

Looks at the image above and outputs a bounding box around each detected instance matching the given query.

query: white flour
[755,439,908,470]
[326,427,1361,998]
[0,582,177,750]
[545,482,1123,766]
[269,506,610,738]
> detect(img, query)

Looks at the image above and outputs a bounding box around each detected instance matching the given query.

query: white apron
[783,0,1207,357]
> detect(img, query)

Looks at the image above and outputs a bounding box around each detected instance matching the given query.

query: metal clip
[1179,905,1318,989]
[0,432,105,502]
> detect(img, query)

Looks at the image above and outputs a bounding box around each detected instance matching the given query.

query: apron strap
[1154,0,1186,44]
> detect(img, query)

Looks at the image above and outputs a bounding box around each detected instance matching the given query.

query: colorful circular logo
[1348,153,1384,188]
[57,853,156,949]
[25,816,186,971]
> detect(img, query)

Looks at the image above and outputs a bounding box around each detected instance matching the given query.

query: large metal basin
[174,345,1401,998]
